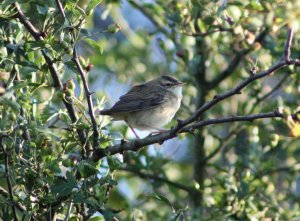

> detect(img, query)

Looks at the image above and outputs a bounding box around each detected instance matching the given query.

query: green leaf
[46,161,62,175]
[149,193,175,213]
[65,60,78,74]
[24,41,47,51]
[86,0,103,16]
[83,38,103,54]
[0,97,20,112]
[101,209,116,221]
[51,172,77,197]
[78,161,99,178]
[107,156,121,171]
[66,171,77,187]
[73,192,85,203]
[88,216,105,221]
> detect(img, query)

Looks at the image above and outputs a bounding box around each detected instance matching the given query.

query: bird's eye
[165,83,172,86]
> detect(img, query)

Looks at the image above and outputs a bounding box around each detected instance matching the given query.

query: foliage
[1,0,300,220]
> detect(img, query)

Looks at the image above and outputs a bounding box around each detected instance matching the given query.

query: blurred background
[3,0,300,220]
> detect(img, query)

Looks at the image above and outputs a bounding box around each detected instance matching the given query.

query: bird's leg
[128,125,140,139]
[146,126,168,136]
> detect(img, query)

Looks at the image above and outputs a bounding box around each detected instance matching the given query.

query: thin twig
[183,27,233,37]
[199,129,236,164]
[0,137,18,221]
[185,111,283,131]
[285,28,294,63]
[55,0,66,19]
[73,49,99,155]
[128,0,169,35]
[64,201,73,221]
[255,164,299,178]
[119,167,196,193]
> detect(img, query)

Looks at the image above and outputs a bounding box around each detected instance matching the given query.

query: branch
[94,111,284,159]
[119,167,196,193]
[183,27,233,37]
[255,164,300,178]
[285,28,294,63]
[12,3,89,153]
[207,28,269,90]
[184,111,283,131]
[73,49,99,153]
[128,0,169,36]
[55,0,66,19]
[0,137,18,221]
[199,129,236,165]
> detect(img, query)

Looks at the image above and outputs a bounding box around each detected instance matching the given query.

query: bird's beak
[175,82,185,86]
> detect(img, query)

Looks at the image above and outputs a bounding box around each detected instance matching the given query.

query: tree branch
[93,28,299,160]
[183,27,233,37]
[255,164,300,178]
[55,0,66,19]
[119,167,196,193]
[285,28,294,63]
[94,111,284,159]
[185,111,283,131]
[128,0,169,35]
[198,129,236,165]
[73,48,99,154]
[12,2,89,153]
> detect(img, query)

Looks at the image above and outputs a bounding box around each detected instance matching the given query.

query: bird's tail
[96,109,111,115]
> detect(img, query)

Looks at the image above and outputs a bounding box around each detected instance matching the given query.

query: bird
[99,75,184,139]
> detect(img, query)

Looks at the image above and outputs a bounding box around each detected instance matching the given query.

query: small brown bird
[99,75,183,138]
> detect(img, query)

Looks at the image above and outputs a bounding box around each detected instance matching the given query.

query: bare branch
[199,129,236,165]
[285,27,294,63]
[93,111,284,159]
[183,27,233,37]
[128,0,169,35]
[73,49,99,153]
[176,61,287,131]
[55,0,66,19]
[119,167,196,193]
[185,111,283,131]
[255,164,300,178]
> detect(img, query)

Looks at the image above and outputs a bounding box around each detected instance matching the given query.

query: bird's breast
[126,93,182,131]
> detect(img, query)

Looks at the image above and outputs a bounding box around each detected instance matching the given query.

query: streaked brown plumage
[100,75,183,138]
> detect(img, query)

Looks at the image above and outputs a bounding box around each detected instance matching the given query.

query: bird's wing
[101,84,166,114]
